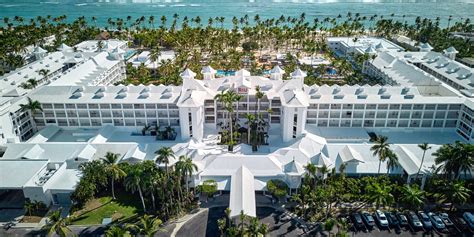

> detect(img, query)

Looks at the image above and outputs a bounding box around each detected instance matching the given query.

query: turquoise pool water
[123,50,136,60]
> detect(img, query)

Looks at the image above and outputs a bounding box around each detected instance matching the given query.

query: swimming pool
[124,50,137,60]
[216,70,236,77]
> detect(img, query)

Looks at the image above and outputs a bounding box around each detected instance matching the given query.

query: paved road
[0,223,176,237]
[176,206,304,237]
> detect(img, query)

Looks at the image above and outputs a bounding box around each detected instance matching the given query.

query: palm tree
[385,150,399,175]
[20,97,43,131]
[149,47,161,77]
[217,218,226,236]
[127,215,162,237]
[155,146,175,175]
[45,209,73,237]
[247,217,260,237]
[124,164,146,212]
[26,78,38,88]
[105,225,130,237]
[365,181,393,209]
[417,143,432,178]
[24,200,35,216]
[20,97,43,118]
[38,68,50,82]
[259,223,269,236]
[175,155,198,192]
[434,142,474,180]
[437,181,471,211]
[244,113,256,144]
[100,152,126,200]
[400,184,425,209]
[370,135,391,174]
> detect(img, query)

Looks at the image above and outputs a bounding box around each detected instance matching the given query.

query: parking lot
[344,211,474,237]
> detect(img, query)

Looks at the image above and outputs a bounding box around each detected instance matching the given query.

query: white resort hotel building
[0,37,473,217]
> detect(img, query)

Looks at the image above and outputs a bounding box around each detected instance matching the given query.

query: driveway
[176,206,305,237]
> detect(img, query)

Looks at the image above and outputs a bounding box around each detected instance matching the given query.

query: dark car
[351,213,365,230]
[439,213,454,228]
[361,211,375,229]
[396,213,409,227]
[418,211,433,231]
[407,211,423,230]
[452,216,470,232]
[463,212,474,230]
[428,212,446,231]
[385,212,399,227]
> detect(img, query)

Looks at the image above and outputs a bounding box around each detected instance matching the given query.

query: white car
[375,210,389,227]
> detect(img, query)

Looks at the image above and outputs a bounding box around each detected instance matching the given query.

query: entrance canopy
[229,166,256,218]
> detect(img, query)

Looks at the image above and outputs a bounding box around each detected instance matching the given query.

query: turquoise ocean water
[0,0,473,28]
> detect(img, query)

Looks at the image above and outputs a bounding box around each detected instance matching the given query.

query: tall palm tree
[127,215,162,237]
[417,143,431,178]
[365,181,393,209]
[399,184,425,209]
[20,97,43,131]
[175,155,198,192]
[38,68,50,82]
[437,181,471,211]
[244,113,256,144]
[385,150,399,175]
[155,146,175,175]
[45,209,73,237]
[124,164,146,212]
[434,142,474,180]
[20,97,43,118]
[370,135,391,174]
[149,47,161,77]
[100,152,126,200]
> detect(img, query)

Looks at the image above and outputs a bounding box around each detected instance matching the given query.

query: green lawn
[71,193,142,225]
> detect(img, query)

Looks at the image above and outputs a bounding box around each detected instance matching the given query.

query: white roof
[444,46,458,54]
[284,160,305,175]
[0,160,47,188]
[123,145,147,162]
[338,145,365,163]
[30,85,180,104]
[33,46,47,54]
[229,166,256,217]
[291,68,307,78]
[22,144,45,159]
[270,65,285,74]
[365,45,377,54]
[75,144,96,160]
[180,68,196,78]
[57,43,72,52]
[50,51,122,86]
[201,65,216,74]
[235,69,251,77]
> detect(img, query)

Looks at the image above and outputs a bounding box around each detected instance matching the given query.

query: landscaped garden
[71,194,140,225]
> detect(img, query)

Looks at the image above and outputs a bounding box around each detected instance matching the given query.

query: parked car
[396,213,409,227]
[375,210,389,228]
[438,213,454,228]
[361,211,375,229]
[407,211,423,230]
[428,212,446,231]
[418,211,433,231]
[463,212,474,229]
[385,212,399,227]
[351,213,365,230]
[452,215,470,232]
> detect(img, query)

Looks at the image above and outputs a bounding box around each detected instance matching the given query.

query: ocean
[0,0,473,28]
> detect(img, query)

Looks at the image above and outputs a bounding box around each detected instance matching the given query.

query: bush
[267,179,288,199]
[200,180,218,198]
[242,41,258,52]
